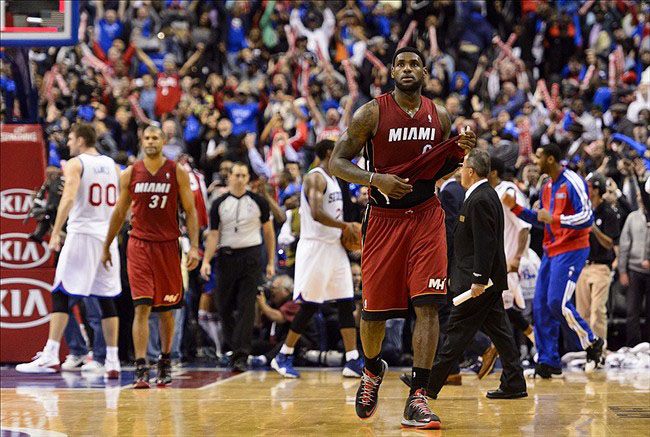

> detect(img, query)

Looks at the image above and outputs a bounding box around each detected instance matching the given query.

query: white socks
[44,339,60,358]
[106,346,119,362]
[345,350,359,362]
[280,344,295,355]
[198,310,223,356]
[198,310,210,334]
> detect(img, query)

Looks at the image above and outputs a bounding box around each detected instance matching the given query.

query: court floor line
[198,370,249,390]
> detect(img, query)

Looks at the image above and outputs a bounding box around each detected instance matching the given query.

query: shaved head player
[102,126,200,388]
[331,47,476,429]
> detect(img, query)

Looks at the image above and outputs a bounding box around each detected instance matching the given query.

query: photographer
[250,275,309,366]
[25,167,64,243]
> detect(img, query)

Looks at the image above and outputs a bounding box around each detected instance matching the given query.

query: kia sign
[0,233,51,269]
[1,124,52,363]
[0,188,34,220]
[0,277,51,329]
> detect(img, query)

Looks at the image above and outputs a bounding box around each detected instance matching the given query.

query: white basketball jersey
[299,167,343,243]
[495,181,531,261]
[67,154,119,239]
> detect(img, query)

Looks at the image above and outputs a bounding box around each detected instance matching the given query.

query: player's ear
[390,66,394,79]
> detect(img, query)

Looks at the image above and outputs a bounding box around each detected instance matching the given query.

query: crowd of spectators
[2,0,650,369]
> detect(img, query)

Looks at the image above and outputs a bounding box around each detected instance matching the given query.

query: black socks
[410,367,431,395]
[364,353,383,376]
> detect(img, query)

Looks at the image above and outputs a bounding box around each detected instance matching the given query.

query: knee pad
[51,291,69,313]
[290,302,320,335]
[336,299,356,329]
[98,298,118,319]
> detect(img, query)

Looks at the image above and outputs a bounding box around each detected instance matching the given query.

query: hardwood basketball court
[1,367,649,436]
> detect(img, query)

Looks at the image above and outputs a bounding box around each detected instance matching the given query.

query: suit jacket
[450,181,508,295]
[438,179,465,266]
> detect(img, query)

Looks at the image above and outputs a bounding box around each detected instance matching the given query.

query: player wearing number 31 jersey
[102,125,200,388]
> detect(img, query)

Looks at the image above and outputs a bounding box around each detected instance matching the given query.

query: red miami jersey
[129,159,181,242]
[364,93,459,208]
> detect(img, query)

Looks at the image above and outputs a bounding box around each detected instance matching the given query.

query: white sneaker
[15,352,60,374]
[61,354,88,371]
[104,359,121,380]
[81,358,104,373]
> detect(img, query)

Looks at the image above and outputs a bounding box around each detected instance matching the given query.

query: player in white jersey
[488,158,536,345]
[270,140,363,379]
[16,124,122,379]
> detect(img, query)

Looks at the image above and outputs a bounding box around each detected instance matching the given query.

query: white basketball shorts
[53,232,121,297]
[293,239,353,304]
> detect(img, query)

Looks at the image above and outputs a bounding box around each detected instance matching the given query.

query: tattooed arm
[435,103,476,181]
[437,103,476,151]
[331,100,413,199]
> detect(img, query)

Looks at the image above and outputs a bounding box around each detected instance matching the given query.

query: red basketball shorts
[127,237,183,311]
[361,195,448,321]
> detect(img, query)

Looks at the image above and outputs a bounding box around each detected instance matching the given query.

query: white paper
[452,279,494,306]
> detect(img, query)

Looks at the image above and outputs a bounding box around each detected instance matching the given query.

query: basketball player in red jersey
[101,126,200,388]
[331,47,476,429]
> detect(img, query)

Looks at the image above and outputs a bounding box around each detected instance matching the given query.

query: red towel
[378,135,465,183]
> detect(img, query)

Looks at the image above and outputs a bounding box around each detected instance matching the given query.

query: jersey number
[89,183,117,206]
[149,195,168,209]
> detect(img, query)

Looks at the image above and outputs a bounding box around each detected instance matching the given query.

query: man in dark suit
[426,149,527,399]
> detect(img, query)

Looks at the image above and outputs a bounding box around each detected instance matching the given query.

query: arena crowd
[2,0,649,373]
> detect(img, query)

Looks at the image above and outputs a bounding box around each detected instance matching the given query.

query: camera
[24,168,64,243]
[257,281,272,299]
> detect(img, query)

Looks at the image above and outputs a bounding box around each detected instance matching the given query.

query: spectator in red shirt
[135,44,205,119]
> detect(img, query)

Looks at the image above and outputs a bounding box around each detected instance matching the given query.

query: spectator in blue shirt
[216,82,268,136]
[97,8,124,55]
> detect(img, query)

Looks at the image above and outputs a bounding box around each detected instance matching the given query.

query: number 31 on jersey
[149,195,168,209]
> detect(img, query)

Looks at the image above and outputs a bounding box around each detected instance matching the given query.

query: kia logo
[0,277,51,329]
[0,233,51,269]
[1,188,34,220]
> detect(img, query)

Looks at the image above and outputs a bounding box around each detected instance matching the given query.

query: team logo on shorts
[428,277,446,291]
[163,293,179,303]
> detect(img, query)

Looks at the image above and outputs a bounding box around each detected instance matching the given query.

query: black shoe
[133,365,150,389]
[232,357,247,373]
[529,363,562,379]
[401,389,442,430]
[585,337,605,373]
[156,358,172,386]
[486,388,528,399]
[355,360,387,419]
[398,373,438,399]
